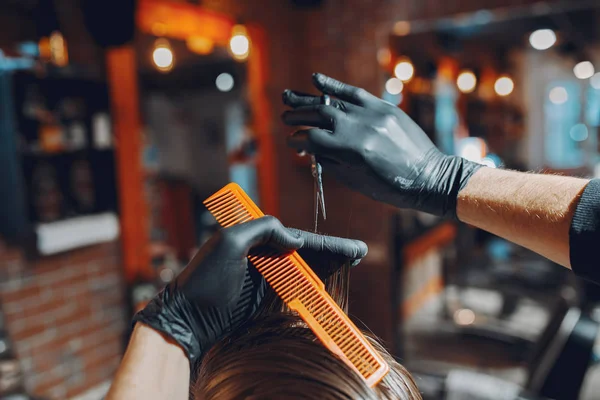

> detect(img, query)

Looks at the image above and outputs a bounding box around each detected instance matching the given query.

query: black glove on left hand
[134,216,368,363]
[282,74,483,219]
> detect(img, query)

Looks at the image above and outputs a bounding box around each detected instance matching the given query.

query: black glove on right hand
[282,73,483,219]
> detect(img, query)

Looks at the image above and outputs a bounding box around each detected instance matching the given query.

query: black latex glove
[134,216,368,362]
[282,73,483,219]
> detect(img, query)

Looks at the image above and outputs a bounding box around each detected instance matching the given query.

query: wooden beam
[106,46,150,282]
[137,0,234,45]
[247,24,279,217]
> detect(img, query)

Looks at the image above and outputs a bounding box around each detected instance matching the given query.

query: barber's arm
[107,216,368,399]
[282,73,597,282]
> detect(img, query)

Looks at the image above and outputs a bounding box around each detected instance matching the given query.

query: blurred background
[1,0,600,399]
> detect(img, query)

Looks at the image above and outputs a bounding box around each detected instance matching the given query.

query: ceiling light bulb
[457,70,477,93]
[569,124,588,142]
[394,59,414,82]
[549,86,568,104]
[494,76,514,96]
[591,73,600,90]
[574,61,595,80]
[152,39,174,72]
[385,78,404,95]
[529,29,556,50]
[216,73,235,92]
[229,25,250,60]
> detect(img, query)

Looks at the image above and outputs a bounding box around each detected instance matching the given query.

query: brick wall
[0,242,126,399]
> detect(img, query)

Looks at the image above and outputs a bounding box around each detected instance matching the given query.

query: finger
[282,89,322,108]
[287,128,342,156]
[287,228,368,268]
[312,73,380,107]
[282,90,356,113]
[226,216,304,253]
[281,105,344,130]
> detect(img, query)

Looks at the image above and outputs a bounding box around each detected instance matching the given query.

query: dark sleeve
[569,179,600,285]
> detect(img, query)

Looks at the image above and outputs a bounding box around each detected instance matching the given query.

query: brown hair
[193,261,421,400]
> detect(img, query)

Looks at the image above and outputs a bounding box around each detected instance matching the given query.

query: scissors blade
[311,156,320,232]
[313,170,319,232]
[316,162,326,220]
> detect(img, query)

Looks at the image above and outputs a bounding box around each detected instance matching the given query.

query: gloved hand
[282,73,483,219]
[134,216,368,363]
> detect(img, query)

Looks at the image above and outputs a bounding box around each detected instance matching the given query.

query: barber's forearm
[106,323,190,400]
[457,167,589,268]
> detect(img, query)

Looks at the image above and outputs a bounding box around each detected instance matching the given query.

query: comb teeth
[204,183,389,387]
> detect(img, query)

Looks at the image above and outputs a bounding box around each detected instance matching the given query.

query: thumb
[227,216,304,254]
[287,228,368,268]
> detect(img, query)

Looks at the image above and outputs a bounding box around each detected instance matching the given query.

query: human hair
[193,260,422,400]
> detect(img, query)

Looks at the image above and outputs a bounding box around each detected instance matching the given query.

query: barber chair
[413,296,600,400]
[443,224,575,360]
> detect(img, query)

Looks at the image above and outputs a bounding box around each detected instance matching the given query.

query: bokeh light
[494,76,514,96]
[454,309,476,326]
[385,78,404,95]
[570,124,589,142]
[529,29,556,50]
[394,59,414,82]
[152,40,174,72]
[574,61,595,80]
[216,73,235,92]
[230,25,250,60]
[457,70,477,93]
[591,73,600,89]
[549,86,568,104]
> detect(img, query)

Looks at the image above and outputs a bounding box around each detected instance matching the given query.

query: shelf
[35,212,119,255]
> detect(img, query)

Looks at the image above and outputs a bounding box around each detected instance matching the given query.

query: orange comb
[204,183,389,387]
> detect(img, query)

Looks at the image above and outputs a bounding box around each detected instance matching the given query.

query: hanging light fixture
[573,61,595,80]
[394,58,414,82]
[229,25,250,61]
[457,70,477,93]
[549,86,568,105]
[494,76,514,97]
[529,29,556,50]
[152,38,174,72]
[385,77,404,95]
[49,31,68,67]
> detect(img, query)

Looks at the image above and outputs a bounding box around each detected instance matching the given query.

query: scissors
[310,95,329,232]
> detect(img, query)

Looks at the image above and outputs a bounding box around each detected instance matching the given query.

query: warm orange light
[186,36,214,55]
[49,31,68,67]
[454,308,475,326]
[39,37,51,61]
[377,48,392,67]
[393,21,411,36]
[151,22,168,37]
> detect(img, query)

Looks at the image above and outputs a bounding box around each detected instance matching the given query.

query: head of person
[192,261,421,400]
